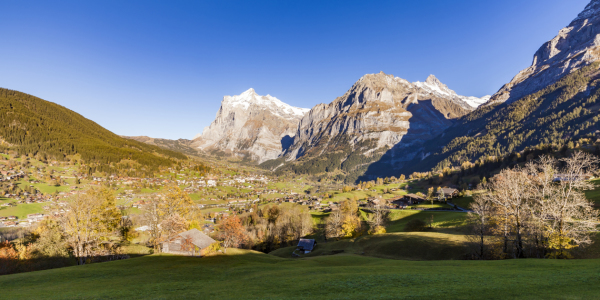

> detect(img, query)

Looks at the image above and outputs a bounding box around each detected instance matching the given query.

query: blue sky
[0,0,590,139]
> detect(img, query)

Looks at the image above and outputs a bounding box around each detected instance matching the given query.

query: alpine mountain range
[141,0,600,183]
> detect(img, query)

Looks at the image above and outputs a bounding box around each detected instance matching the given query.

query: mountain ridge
[396,0,600,175]
[0,88,187,176]
[193,89,309,163]
[265,71,488,182]
[487,0,600,106]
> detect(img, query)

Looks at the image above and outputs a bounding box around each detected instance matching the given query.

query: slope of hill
[1,251,600,299]
[398,63,600,173]
[0,88,187,175]
[265,72,487,182]
[193,88,309,163]
[122,136,201,157]
[396,1,600,174]
[488,0,600,106]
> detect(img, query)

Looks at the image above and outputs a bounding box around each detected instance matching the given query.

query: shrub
[369,225,386,235]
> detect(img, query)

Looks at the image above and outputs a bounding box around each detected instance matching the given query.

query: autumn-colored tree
[141,184,193,251]
[160,214,187,243]
[436,187,446,202]
[326,199,362,238]
[325,210,344,239]
[60,187,121,265]
[340,199,359,216]
[470,152,599,259]
[427,187,435,207]
[368,203,389,235]
[218,215,248,253]
[159,183,193,219]
[31,219,69,258]
[0,241,19,275]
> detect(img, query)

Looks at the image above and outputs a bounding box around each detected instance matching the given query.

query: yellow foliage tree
[61,187,121,265]
[159,183,193,219]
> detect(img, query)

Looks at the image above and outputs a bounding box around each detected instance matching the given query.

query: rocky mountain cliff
[193,88,309,163]
[488,0,600,105]
[401,0,600,175]
[267,72,489,182]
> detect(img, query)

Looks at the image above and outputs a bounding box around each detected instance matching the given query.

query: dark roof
[403,193,425,200]
[297,239,316,251]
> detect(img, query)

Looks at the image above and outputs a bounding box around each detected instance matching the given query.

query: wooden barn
[162,229,216,257]
[437,188,459,199]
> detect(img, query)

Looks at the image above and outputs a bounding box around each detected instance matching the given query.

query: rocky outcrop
[395,0,600,175]
[276,72,488,180]
[488,0,600,105]
[193,89,309,163]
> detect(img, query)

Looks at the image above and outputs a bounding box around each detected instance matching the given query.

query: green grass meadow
[0,202,45,219]
[1,250,600,299]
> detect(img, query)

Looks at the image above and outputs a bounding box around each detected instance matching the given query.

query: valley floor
[1,249,599,299]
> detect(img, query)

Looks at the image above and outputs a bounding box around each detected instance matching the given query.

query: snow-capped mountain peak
[193,89,310,163]
[414,74,456,98]
[413,75,490,109]
[223,88,309,117]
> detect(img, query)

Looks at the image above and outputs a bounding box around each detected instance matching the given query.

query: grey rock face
[488,0,600,105]
[282,72,485,168]
[193,89,309,163]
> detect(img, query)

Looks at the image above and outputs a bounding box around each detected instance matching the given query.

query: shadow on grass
[386,210,468,233]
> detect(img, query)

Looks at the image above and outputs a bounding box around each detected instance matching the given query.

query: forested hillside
[123,136,202,157]
[404,62,600,173]
[0,88,187,175]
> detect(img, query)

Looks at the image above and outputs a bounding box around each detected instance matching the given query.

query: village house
[437,188,459,199]
[401,194,426,204]
[296,239,316,254]
[367,197,387,207]
[162,228,216,256]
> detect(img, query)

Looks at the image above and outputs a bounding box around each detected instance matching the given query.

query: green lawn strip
[0,202,45,219]
[18,180,70,194]
[200,207,228,214]
[412,202,454,209]
[2,251,600,299]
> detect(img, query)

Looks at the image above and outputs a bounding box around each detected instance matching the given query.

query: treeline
[411,136,600,189]
[0,188,129,275]
[0,88,189,176]
[410,62,600,174]
[468,152,598,259]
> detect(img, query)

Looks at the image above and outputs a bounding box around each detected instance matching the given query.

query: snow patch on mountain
[193,88,309,163]
[413,75,490,108]
[224,88,309,118]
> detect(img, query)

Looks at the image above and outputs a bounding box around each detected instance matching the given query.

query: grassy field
[0,202,45,219]
[270,231,470,260]
[585,178,600,206]
[2,250,600,299]
[270,210,471,261]
[449,196,475,209]
[411,202,454,209]
[385,210,468,233]
[18,179,70,194]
